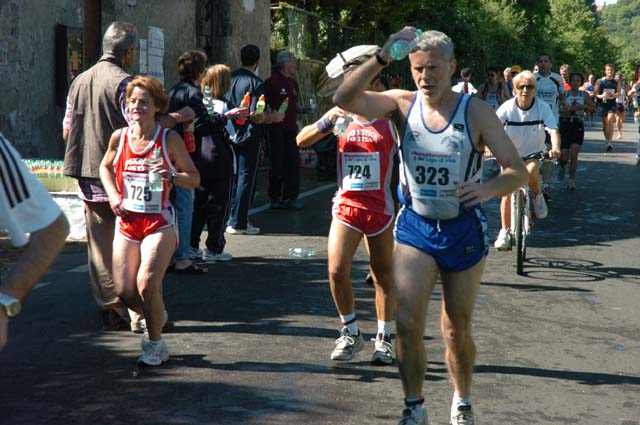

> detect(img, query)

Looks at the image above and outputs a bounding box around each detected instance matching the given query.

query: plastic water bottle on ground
[148,148,163,192]
[390,29,423,61]
[288,247,316,258]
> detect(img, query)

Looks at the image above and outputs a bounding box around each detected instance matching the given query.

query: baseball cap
[511,65,522,73]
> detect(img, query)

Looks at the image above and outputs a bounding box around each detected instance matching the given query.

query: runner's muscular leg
[112,235,142,313]
[440,257,485,398]
[138,227,177,341]
[394,242,439,398]
[365,223,394,322]
[327,219,362,316]
[569,144,580,179]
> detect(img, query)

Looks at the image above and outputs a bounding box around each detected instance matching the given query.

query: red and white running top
[113,125,175,214]
[335,117,398,216]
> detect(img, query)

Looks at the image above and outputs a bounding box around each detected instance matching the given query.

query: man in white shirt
[451,67,477,94]
[0,132,69,351]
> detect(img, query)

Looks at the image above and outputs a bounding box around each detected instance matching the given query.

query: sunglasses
[516,84,535,91]
[487,74,496,78]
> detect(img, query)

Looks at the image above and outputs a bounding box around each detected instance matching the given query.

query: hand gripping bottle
[278,97,289,113]
[183,121,196,153]
[236,92,251,125]
[332,115,353,137]
[203,85,214,116]
[390,29,424,61]
[256,94,266,113]
[148,148,163,192]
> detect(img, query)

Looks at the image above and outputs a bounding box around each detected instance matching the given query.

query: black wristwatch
[170,172,178,184]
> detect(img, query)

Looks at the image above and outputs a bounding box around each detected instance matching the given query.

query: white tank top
[399,92,484,219]
[562,90,585,120]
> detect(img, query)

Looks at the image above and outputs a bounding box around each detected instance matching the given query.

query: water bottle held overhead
[390,29,423,61]
[148,148,163,192]
[256,94,266,113]
[236,92,251,125]
[333,115,353,137]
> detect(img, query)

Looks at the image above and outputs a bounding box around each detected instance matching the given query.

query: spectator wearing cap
[264,51,304,210]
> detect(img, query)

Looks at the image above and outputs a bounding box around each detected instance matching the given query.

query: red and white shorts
[116,208,175,243]
[332,203,394,237]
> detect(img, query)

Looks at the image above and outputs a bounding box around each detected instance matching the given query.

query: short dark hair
[460,67,472,78]
[240,44,260,67]
[486,66,499,75]
[538,53,551,62]
[177,50,208,82]
[569,72,584,85]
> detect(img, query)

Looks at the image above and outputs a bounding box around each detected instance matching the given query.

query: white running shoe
[399,405,429,425]
[226,223,260,235]
[371,332,394,365]
[450,404,474,425]
[534,193,548,219]
[189,247,203,261]
[138,338,169,367]
[330,327,364,361]
[202,249,233,263]
[494,228,511,250]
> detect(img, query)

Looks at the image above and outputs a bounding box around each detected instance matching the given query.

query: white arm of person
[296,107,346,148]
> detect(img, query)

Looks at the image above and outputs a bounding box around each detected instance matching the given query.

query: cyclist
[494,71,561,249]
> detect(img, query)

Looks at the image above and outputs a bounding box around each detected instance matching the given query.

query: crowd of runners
[2,20,640,425]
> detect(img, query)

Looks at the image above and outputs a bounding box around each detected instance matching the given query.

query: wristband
[170,172,177,184]
[375,52,389,67]
[316,117,334,133]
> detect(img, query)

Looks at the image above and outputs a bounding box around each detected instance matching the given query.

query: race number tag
[341,152,380,191]
[122,172,162,213]
[409,150,460,198]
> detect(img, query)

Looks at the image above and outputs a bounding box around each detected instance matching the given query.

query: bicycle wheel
[514,190,525,275]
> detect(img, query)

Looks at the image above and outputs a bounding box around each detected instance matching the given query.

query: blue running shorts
[394,206,489,272]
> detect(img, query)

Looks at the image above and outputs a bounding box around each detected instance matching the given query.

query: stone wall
[0,0,271,157]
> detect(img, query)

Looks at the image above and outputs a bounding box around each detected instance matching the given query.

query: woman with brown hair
[100,76,200,366]
[190,65,248,263]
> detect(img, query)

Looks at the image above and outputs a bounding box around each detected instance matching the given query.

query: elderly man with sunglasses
[494,70,561,250]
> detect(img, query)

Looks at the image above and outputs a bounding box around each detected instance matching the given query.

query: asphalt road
[1,118,639,425]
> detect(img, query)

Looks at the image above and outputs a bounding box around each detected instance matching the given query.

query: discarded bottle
[183,121,196,153]
[236,92,251,125]
[203,85,214,116]
[148,148,163,192]
[256,94,266,113]
[288,247,316,258]
[332,115,353,137]
[278,97,289,113]
[390,29,424,61]
[309,94,317,114]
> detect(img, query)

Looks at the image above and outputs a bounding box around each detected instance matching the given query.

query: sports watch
[0,292,21,317]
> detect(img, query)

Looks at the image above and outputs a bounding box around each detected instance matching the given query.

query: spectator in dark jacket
[167,50,209,273]
[192,65,248,262]
[225,44,284,235]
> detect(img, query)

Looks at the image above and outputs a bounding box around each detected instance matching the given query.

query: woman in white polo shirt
[493,71,561,249]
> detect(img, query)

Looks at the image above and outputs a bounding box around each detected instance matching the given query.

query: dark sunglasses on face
[517,84,535,91]
[488,74,496,78]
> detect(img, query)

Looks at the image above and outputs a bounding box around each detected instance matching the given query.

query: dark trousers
[227,140,261,229]
[191,176,234,254]
[268,127,300,201]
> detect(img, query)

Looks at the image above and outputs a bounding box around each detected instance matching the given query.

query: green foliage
[272,0,616,85]
[599,0,640,78]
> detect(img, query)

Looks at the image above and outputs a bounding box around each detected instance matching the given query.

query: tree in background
[599,0,640,78]
[271,0,615,84]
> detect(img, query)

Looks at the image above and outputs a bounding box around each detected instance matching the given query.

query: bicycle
[497,151,547,275]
